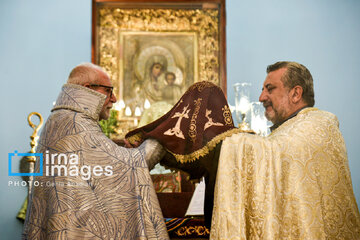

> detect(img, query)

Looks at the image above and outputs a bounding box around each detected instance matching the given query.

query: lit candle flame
[119,100,125,109]
[134,107,141,117]
[114,100,126,111]
[144,99,151,109]
[125,106,132,116]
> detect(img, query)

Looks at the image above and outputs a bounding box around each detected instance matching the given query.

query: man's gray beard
[265,112,272,123]
[265,108,286,125]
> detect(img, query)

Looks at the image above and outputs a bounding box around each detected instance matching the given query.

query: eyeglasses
[89,84,114,98]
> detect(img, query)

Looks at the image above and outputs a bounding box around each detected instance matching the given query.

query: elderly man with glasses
[23,63,169,239]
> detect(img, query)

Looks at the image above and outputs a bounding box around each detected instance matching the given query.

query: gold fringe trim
[168,128,244,164]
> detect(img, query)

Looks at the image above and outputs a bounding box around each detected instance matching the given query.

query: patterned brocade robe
[23,84,169,240]
[211,108,360,239]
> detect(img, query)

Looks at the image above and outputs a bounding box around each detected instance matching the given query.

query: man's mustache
[263,101,272,108]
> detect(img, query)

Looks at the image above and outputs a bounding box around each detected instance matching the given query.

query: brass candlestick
[27,112,43,196]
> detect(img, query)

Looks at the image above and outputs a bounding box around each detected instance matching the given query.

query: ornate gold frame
[92,0,226,137]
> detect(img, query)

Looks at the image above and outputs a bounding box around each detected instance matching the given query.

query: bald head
[66,62,117,120]
[67,62,107,86]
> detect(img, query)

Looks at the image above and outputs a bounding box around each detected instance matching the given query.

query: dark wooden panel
[157,192,193,217]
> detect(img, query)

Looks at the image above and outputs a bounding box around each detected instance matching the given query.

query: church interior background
[1,0,360,239]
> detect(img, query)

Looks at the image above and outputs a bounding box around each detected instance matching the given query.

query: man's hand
[113,139,142,148]
[123,139,141,148]
[144,139,166,170]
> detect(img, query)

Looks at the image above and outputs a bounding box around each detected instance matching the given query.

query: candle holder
[233,82,252,131]
[250,102,270,136]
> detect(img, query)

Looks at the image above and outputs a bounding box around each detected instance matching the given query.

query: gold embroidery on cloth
[188,98,202,143]
[175,226,210,236]
[204,109,224,130]
[189,81,217,92]
[222,105,233,125]
[164,105,190,139]
[171,128,243,163]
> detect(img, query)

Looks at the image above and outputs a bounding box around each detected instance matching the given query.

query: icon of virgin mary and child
[143,55,182,105]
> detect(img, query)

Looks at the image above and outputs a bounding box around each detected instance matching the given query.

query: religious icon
[121,32,198,108]
[92,0,226,137]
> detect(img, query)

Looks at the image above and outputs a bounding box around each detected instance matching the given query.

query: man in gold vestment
[211,61,360,239]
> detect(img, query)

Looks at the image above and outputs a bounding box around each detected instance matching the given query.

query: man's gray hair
[267,61,315,107]
[67,62,105,85]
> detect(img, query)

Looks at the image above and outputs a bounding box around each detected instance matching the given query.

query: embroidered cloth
[126,81,241,163]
